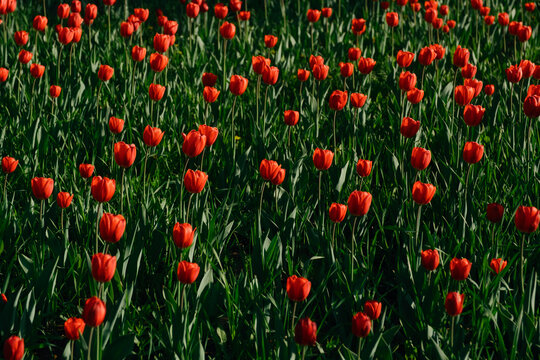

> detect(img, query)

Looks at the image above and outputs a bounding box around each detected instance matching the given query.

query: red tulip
[523,95,540,118]
[219,21,235,39]
[462,141,484,164]
[3,336,24,360]
[149,53,168,72]
[184,169,208,193]
[259,159,286,185]
[153,34,170,53]
[517,25,531,42]
[119,21,133,37]
[497,13,509,26]
[514,206,540,233]
[445,292,464,316]
[229,0,242,12]
[264,35,277,48]
[339,62,354,78]
[30,64,45,79]
[177,261,200,284]
[322,7,332,18]
[18,50,33,64]
[202,72,218,87]
[186,2,200,18]
[463,104,485,126]
[114,142,137,168]
[297,69,310,82]
[64,318,85,340]
[284,110,299,126]
[431,44,446,59]
[364,300,381,320]
[295,318,317,345]
[351,312,371,338]
[134,8,149,21]
[57,192,73,208]
[407,88,424,104]
[82,297,106,327]
[108,116,124,134]
[31,177,54,200]
[490,258,507,274]
[520,60,535,79]
[351,18,366,35]
[2,156,18,174]
[163,20,178,35]
[238,11,250,20]
[396,50,414,67]
[410,147,431,170]
[214,3,228,19]
[421,249,440,271]
[453,45,470,68]
[386,12,399,27]
[506,65,522,83]
[149,83,165,101]
[461,63,477,79]
[508,21,521,35]
[400,117,420,138]
[454,85,475,106]
[99,213,126,243]
[412,181,436,204]
[13,31,28,46]
[418,46,436,66]
[92,253,117,283]
[483,84,494,96]
[198,124,219,146]
[450,258,472,280]
[84,4,98,23]
[0,67,8,82]
[97,65,114,82]
[464,79,483,97]
[399,71,417,92]
[525,2,536,11]
[348,47,362,61]
[329,90,348,110]
[424,8,437,23]
[358,57,376,74]
[307,9,321,22]
[182,130,206,157]
[57,4,70,19]
[33,15,48,31]
[471,0,483,10]
[286,275,311,302]
[329,203,347,223]
[350,93,368,108]
[143,126,164,147]
[173,223,196,248]
[262,65,279,85]
[312,148,334,170]
[486,203,504,223]
[312,63,329,80]
[252,56,271,75]
[347,191,372,216]
[356,159,372,177]
[91,176,116,203]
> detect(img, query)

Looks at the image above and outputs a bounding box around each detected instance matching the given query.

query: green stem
[87,327,94,360]
[258,182,265,233]
[291,302,297,333]
[521,234,525,293]
[451,316,455,348]
[351,217,358,281]
[120,169,125,214]
[357,337,362,360]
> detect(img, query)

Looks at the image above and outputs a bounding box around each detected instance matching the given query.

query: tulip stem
[222,40,227,91]
[256,75,261,136]
[107,6,111,49]
[70,341,74,360]
[186,194,193,222]
[491,225,496,257]
[351,217,358,281]
[357,337,362,360]
[331,223,336,249]
[120,169,125,214]
[3,174,7,204]
[258,182,265,233]
[231,96,237,155]
[69,43,74,77]
[180,284,185,312]
[415,205,422,247]
[60,209,64,232]
[521,234,525,293]
[333,111,338,156]
[96,82,102,122]
[318,171,322,210]
[143,148,150,198]
[301,346,307,360]
[87,327,94,360]
[95,203,102,254]
[263,86,269,137]
[291,302,297,332]
[40,200,44,227]
[461,165,471,242]
[450,317,455,348]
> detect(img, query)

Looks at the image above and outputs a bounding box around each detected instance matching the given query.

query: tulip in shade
[186,2,200,18]
[1,293,7,303]
[356,159,372,177]
[461,63,477,79]
[57,4,70,19]
[497,13,509,26]
[252,56,271,75]
[455,85,475,106]
[98,65,114,81]
[450,258,472,281]
[486,203,504,223]
[329,90,348,110]
[120,21,133,37]
[410,147,431,170]
[229,0,242,12]
[464,79,483,97]
[431,44,446,59]
[424,8,437,23]
[322,7,332,17]
[514,206,540,233]
[295,318,317,346]
[108,117,124,134]
[313,149,334,170]
[2,157,18,174]
[3,336,24,360]
[329,203,347,223]
[57,192,73,208]
[173,223,196,249]
[445,292,464,316]
[143,126,164,147]
[351,312,371,338]
[351,18,366,35]
[418,46,436,66]
[463,105,485,126]
[307,9,321,22]
[177,261,200,284]
[18,50,33,64]
[462,141,484,164]
[350,93,367,108]
[64,317,86,340]
[83,297,106,327]
[400,117,420,138]
[114,142,137,168]
[284,110,299,126]
[348,47,362,61]
[99,213,126,243]
[412,181,436,204]
[198,125,219,146]
[364,300,382,320]
[490,258,507,274]
[297,69,310,82]
[407,88,424,104]
[31,177,54,200]
[184,170,208,193]
[153,34,171,53]
[396,50,414,68]
[312,63,329,80]
[421,249,440,271]
[202,72,218,87]
[259,159,286,185]
[91,253,117,283]
[358,57,376,74]
[347,191,372,216]
[0,68,8,82]
[91,176,116,203]
[286,275,311,302]
[506,65,522,83]
[523,95,540,118]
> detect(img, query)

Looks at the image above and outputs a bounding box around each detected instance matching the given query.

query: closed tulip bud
[182,130,206,157]
[312,64,329,80]
[450,258,472,280]
[358,57,376,74]
[453,45,470,68]
[348,47,362,61]
[396,50,414,67]
[238,11,250,20]
[114,142,137,168]
[0,67,8,82]
[184,169,208,193]
[464,78,483,97]
[329,203,347,223]
[264,34,277,48]
[173,223,196,248]
[295,318,317,345]
[506,65,522,83]
[297,69,310,82]
[177,261,200,284]
[3,336,24,360]
[119,21,133,37]
[162,20,177,35]
[418,46,436,66]
[229,0,242,12]
[462,104,485,126]
[356,159,372,177]
[98,65,113,81]
[131,45,146,62]
[471,0,483,9]
[99,213,126,243]
[2,157,18,174]
[108,116,124,134]
[517,25,532,42]
[91,253,117,283]
[400,117,420,138]
[350,93,367,108]
[149,53,168,72]
[84,4,97,21]
[91,176,116,203]
[82,297,106,327]
[1,293,7,303]
[148,83,166,101]
[286,275,311,302]
[455,85,475,106]
[214,3,228,19]
[407,88,424,104]
[483,84,494,96]
[202,72,218,87]
[31,177,54,200]
[322,7,332,18]
[48,85,61,98]
[486,203,504,223]
[348,191,372,216]
[252,55,271,75]
[339,62,354,78]
[351,18,366,35]
[421,249,440,270]
[153,34,170,53]
[307,9,321,22]
[64,317,85,340]
[201,86,219,103]
[399,71,417,91]
[508,21,521,35]
[514,206,540,233]
[411,3,421,12]
[14,31,28,46]
[198,125,219,146]
[484,15,494,25]
[523,95,540,118]
[412,181,436,204]
[313,148,334,170]
[68,12,83,27]
[30,64,45,79]
[70,0,81,13]
[329,90,348,110]
[229,75,248,95]
[410,147,431,170]
[284,110,299,126]
[462,141,484,164]
[386,12,399,27]
[461,63,477,79]
[58,27,74,44]
[156,15,168,27]
[262,65,279,85]
[219,21,236,39]
[71,27,81,43]
[143,126,164,147]
[33,15,48,31]
[519,60,535,78]
[134,8,149,22]
[18,50,32,64]
[445,292,464,316]
[186,2,200,18]
[351,312,371,338]
[425,8,437,23]
[497,12,509,26]
[364,300,381,320]
[57,4,70,19]
[432,18,444,29]
[57,192,73,208]
[490,258,507,274]
[78,164,94,178]
[440,4,448,15]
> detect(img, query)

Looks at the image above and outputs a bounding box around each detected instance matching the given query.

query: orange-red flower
[99,213,126,243]
[490,258,507,274]
[219,21,235,39]
[264,35,277,48]
[351,18,366,35]
[412,181,436,204]
[347,190,372,216]
[259,159,286,185]
[182,130,206,157]
[98,65,114,81]
[453,45,470,68]
[184,169,208,193]
[82,297,106,327]
[307,9,321,22]
[462,141,484,164]
[329,203,347,223]
[329,90,348,110]
[30,64,45,79]
[445,292,464,316]
[149,83,166,101]
[396,50,414,67]
[114,142,137,168]
[198,125,219,146]
[91,176,116,203]
[149,53,168,72]
[108,116,124,133]
[399,71,417,92]
[454,85,475,106]
[286,275,311,302]
[450,257,472,280]
[2,156,18,174]
[143,126,164,147]
[421,249,440,271]
[514,206,540,233]
[31,177,54,200]
[173,223,196,249]
[229,75,248,95]
[410,147,431,170]
[358,57,376,74]
[177,261,200,284]
[351,312,371,338]
[57,192,73,208]
[364,300,381,320]
[64,318,85,340]
[312,148,334,170]
[386,12,399,27]
[91,253,117,283]
[350,93,367,108]
[284,110,299,126]
[295,318,317,345]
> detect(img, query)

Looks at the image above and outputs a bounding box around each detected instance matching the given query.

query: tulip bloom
[262,66,279,85]
[184,169,208,193]
[177,261,200,284]
[356,159,372,177]
[202,72,218,87]
[108,117,124,134]
[329,203,347,223]
[364,300,381,320]
[412,181,436,204]
[396,50,414,68]
[30,64,45,79]
[18,50,33,64]
[463,105,485,126]
[358,57,376,74]
[386,12,399,27]
[49,85,62,98]
[259,159,286,186]
[99,213,126,243]
[219,21,236,39]
[148,83,165,101]
[114,142,137,168]
[3,336,24,360]
[350,93,367,108]
[462,142,484,164]
[351,18,366,35]
[418,46,436,66]
[214,3,228,19]
[64,318,86,340]
[57,192,73,208]
[400,117,420,138]
[421,249,440,271]
[445,292,464,316]
[407,88,424,104]
[286,275,311,302]
[143,126,164,147]
[2,157,18,174]
[82,297,106,327]
[0,68,8,82]
[173,223,196,249]
[453,45,470,68]
[14,31,28,46]
[399,71,417,92]
[506,65,522,83]
[313,148,334,170]
[339,62,354,78]
[329,90,348,110]
[31,177,54,200]
[486,203,504,223]
[514,206,540,233]
[198,125,219,147]
[91,253,117,282]
[229,75,248,95]
[297,69,310,82]
[284,110,299,126]
[347,191,372,216]
[351,312,371,338]
[523,95,540,118]
[149,53,168,72]
[410,147,431,170]
[307,9,321,22]
[91,176,116,203]
[450,258,472,280]
[98,65,114,81]
[454,85,475,106]
[490,258,507,274]
[295,318,317,346]
[182,130,207,157]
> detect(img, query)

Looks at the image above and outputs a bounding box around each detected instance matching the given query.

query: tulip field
[1,0,540,358]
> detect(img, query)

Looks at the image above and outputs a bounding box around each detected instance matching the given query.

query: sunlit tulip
[31,177,54,200]
[453,45,470,68]
[82,297,106,327]
[286,275,311,302]
[219,21,235,39]
[312,148,334,170]
[351,312,371,338]
[184,169,208,193]
[350,93,367,108]
[514,206,540,233]
[198,125,219,146]
[347,191,372,216]
[177,261,200,284]
[30,64,45,79]
[149,83,165,101]
[412,181,436,204]
[229,75,248,95]
[173,223,196,249]
[329,203,347,223]
[454,85,475,106]
[143,126,164,147]
[410,147,431,170]
[2,157,18,174]
[462,141,484,164]
[264,35,277,48]
[91,176,115,203]
[182,130,206,157]
[92,253,117,283]
[64,318,85,340]
[399,71,417,92]
[490,258,507,274]
[114,142,137,168]
[358,57,376,74]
